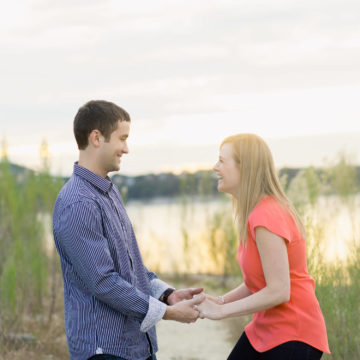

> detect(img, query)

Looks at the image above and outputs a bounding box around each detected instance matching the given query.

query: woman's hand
[203,293,225,305]
[197,298,224,320]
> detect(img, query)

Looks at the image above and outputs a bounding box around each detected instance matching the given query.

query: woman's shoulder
[248,196,295,242]
[252,195,284,213]
[249,196,292,224]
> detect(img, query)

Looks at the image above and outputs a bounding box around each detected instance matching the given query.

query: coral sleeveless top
[237,196,330,353]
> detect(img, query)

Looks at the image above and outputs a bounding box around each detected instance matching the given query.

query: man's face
[98,120,130,175]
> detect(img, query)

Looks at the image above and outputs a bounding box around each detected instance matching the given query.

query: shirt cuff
[140,296,167,333]
[150,278,173,299]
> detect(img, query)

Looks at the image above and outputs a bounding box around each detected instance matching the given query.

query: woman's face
[213,143,241,197]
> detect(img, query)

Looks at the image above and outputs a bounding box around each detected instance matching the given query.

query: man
[53,100,204,360]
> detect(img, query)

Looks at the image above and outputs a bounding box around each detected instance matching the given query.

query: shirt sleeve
[54,200,166,324]
[248,199,293,243]
[150,278,173,299]
[143,266,173,299]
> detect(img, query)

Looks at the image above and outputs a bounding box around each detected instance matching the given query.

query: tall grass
[206,195,239,282]
[0,148,63,339]
[302,155,359,359]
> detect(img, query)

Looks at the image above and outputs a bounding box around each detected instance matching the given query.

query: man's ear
[89,130,102,148]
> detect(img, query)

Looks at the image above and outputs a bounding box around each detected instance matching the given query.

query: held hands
[163,289,225,323]
[163,294,205,323]
[167,287,204,305]
[197,296,224,320]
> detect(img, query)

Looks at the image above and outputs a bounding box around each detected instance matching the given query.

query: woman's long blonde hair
[221,133,305,245]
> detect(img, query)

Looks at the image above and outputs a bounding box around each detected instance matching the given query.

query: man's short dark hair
[74,100,131,150]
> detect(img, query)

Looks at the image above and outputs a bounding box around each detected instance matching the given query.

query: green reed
[285,153,359,359]
[0,151,63,333]
[206,194,239,281]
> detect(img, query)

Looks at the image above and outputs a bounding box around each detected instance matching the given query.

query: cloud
[1,0,360,174]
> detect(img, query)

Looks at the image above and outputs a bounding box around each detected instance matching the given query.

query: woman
[197,134,330,360]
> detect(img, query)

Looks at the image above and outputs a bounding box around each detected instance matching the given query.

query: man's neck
[78,153,107,178]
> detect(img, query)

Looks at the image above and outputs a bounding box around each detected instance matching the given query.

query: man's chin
[108,165,120,174]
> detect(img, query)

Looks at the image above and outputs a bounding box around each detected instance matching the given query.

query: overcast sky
[1,0,360,175]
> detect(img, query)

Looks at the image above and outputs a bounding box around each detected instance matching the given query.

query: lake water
[126,195,360,274]
[44,195,359,274]
[126,196,231,274]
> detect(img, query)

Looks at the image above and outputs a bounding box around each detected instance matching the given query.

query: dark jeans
[227,332,323,360]
[88,354,157,360]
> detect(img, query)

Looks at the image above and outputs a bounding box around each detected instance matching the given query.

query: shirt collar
[73,162,113,193]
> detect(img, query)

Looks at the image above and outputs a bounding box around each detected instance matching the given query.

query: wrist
[160,288,175,305]
[218,303,227,320]
[163,304,176,320]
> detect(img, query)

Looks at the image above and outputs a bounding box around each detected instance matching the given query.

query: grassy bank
[0,153,359,359]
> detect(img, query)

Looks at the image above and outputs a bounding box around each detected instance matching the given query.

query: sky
[1,0,360,176]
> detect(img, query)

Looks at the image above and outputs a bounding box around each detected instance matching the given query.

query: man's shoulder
[55,175,99,213]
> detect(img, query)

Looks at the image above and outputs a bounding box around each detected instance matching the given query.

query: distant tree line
[112,165,360,201]
[111,170,218,201]
[6,161,360,202]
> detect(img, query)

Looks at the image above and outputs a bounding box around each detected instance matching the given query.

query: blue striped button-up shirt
[53,163,169,360]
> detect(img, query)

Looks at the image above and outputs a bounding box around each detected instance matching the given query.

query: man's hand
[167,287,203,305]
[163,294,205,323]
